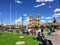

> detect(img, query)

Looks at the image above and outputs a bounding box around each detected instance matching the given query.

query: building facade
[26,15,41,29]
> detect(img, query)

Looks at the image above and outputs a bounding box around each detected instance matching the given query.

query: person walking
[47,28,51,35]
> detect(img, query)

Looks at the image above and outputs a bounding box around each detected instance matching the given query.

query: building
[26,15,42,29]
[44,22,60,29]
[0,24,22,32]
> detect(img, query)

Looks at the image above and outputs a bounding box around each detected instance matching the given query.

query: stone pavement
[45,34,60,45]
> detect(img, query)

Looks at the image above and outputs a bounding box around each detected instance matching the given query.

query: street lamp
[22,14,27,34]
[14,0,22,31]
[22,15,24,34]
[53,16,56,23]
[9,3,12,31]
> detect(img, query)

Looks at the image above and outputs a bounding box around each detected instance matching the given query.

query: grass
[0,32,42,45]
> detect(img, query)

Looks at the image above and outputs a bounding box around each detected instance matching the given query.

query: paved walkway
[45,34,60,45]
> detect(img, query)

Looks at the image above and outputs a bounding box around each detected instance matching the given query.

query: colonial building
[0,24,22,32]
[26,15,42,29]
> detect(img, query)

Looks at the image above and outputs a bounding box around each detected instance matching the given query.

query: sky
[0,0,60,25]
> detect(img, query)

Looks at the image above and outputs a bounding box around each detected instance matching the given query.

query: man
[28,28,31,35]
[37,28,41,36]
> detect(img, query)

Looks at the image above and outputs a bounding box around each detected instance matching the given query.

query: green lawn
[0,32,42,45]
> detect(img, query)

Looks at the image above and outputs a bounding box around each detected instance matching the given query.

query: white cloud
[34,3,45,8]
[36,0,54,2]
[45,17,52,19]
[23,17,29,25]
[52,13,60,18]
[41,16,44,19]
[15,0,22,4]
[54,13,60,16]
[54,8,60,12]
[47,20,52,22]
[41,20,46,22]
[23,14,27,16]
[52,15,58,18]
[36,0,40,2]
[14,14,27,24]
[53,8,60,18]
[14,15,29,25]
[41,16,52,20]
[41,16,53,23]
[15,16,22,23]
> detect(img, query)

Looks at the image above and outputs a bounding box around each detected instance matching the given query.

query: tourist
[47,40,53,45]
[41,28,44,33]
[37,28,41,35]
[52,27,55,32]
[47,28,51,35]
[41,33,45,39]
[42,38,47,45]
[28,28,31,35]
[30,29,33,35]
[37,32,42,41]
[33,29,36,35]
[26,30,29,35]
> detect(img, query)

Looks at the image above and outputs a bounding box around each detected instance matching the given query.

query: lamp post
[22,14,27,34]
[53,16,56,23]
[16,11,18,28]
[53,16,56,31]
[15,0,22,32]
[9,3,11,31]
[22,15,24,33]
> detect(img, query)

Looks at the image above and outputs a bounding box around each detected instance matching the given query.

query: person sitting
[47,40,53,45]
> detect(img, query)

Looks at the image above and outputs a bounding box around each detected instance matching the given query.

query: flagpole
[16,11,17,28]
[9,3,11,29]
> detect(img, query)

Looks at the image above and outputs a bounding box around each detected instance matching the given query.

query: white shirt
[37,29,41,33]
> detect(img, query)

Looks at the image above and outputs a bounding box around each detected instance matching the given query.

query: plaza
[0,0,60,45]
[0,15,60,45]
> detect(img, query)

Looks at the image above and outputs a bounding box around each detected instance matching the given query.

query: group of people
[26,28,53,45]
[23,27,55,36]
[37,32,53,45]
[23,28,44,36]
[23,28,53,45]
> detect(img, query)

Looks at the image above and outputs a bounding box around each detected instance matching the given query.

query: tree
[40,25,44,29]
[45,26,50,28]
[34,26,38,29]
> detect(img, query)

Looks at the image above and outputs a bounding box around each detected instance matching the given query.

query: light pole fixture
[53,16,56,23]
[22,15,24,32]
[22,14,27,33]
[9,3,12,30]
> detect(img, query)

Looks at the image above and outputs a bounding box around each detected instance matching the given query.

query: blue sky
[0,0,60,25]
